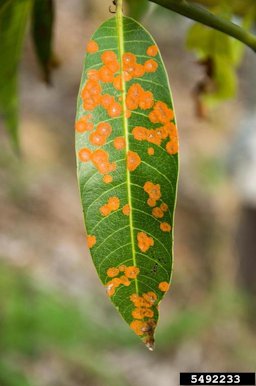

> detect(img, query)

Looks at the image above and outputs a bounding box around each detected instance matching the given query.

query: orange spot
[78,148,92,162]
[130,293,154,308]
[148,147,154,156]
[126,110,132,118]
[97,122,112,137]
[126,83,143,111]
[89,132,106,146]
[123,71,132,82]
[166,139,179,155]
[125,266,140,279]
[108,196,120,211]
[149,101,174,124]
[130,320,147,336]
[160,222,172,232]
[139,91,154,110]
[146,130,162,146]
[100,204,111,217]
[113,75,123,91]
[147,45,158,57]
[119,264,126,272]
[107,60,120,73]
[132,126,147,141]
[133,64,145,78]
[152,207,164,218]
[147,198,156,207]
[119,275,131,286]
[91,149,116,174]
[75,116,94,133]
[144,59,158,73]
[87,69,99,80]
[159,281,170,292]
[98,66,114,82]
[127,151,141,172]
[122,204,130,216]
[114,137,126,150]
[106,281,115,297]
[165,121,178,138]
[137,231,154,252]
[82,80,102,111]
[160,203,168,212]
[107,102,122,118]
[132,307,154,319]
[87,235,96,248]
[86,40,99,53]
[144,181,161,201]
[143,291,157,305]
[123,52,136,67]
[101,94,115,109]
[107,267,120,278]
[112,277,122,287]
[103,175,113,184]
[101,50,117,64]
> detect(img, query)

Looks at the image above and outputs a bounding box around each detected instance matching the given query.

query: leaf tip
[144,335,155,351]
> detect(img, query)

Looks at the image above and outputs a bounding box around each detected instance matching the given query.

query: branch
[149,0,256,52]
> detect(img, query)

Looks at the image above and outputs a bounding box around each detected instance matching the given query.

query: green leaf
[31,0,54,84]
[0,0,32,150]
[75,13,179,350]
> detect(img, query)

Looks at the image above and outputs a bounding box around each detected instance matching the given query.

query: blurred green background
[0,1,256,385]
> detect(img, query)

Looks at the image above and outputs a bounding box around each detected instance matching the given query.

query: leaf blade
[76,15,179,349]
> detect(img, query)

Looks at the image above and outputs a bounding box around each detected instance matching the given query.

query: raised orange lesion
[91,149,116,174]
[126,84,154,111]
[152,207,164,219]
[147,147,154,156]
[143,181,162,207]
[124,266,140,279]
[137,231,154,252]
[114,137,126,150]
[100,196,120,216]
[130,292,157,308]
[160,202,168,212]
[147,45,158,57]
[87,235,96,248]
[160,222,172,232]
[122,204,130,216]
[75,115,93,133]
[149,101,174,124]
[103,175,113,184]
[144,59,158,73]
[86,40,99,53]
[78,148,92,162]
[132,307,154,319]
[107,267,120,278]
[127,151,141,172]
[130,320,147,336]
[159,281,170,292]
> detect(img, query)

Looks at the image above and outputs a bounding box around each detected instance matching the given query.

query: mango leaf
[0,0,32,150]
[75,14,179,350]
[31,0,54,84]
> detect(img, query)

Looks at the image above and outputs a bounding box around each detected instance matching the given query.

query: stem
[149,0,256,52]
[116,0,123,15]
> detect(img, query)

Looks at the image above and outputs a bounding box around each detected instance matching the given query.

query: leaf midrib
[116,12,139,295]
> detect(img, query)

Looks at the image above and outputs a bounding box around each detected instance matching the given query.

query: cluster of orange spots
[82,79,102,111]
[148,147,154,156]
[166,137,179,155]
[86,40,99,53]
[126,83,154,111]
[130,292,157,308]
[160,222,172,232]
[87,235,96,248]
[106,264,139,297]
[132,307,154,319]
[122,52,145,80]
[103,175,113,184]
[78,148,92,163]
[132,126,166,146]
[89,122,112,146]
[130,320,148,336]
[159,281,170,292]
[114,136,126,150]
[75,115,93,133]
[127,151,141,172]
[143,181,161,207]
[100,196,120,217]
[137,231,154,253]
[91,149,116,174]
[122,204,130,216]
[100,51,120,83]
[152,207,164,219]
[147,45,158,57]
[149,101,174,124]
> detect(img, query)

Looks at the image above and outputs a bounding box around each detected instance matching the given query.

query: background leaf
[31,0,54,84]
[0,0,32,150]
[76,15,179,349]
